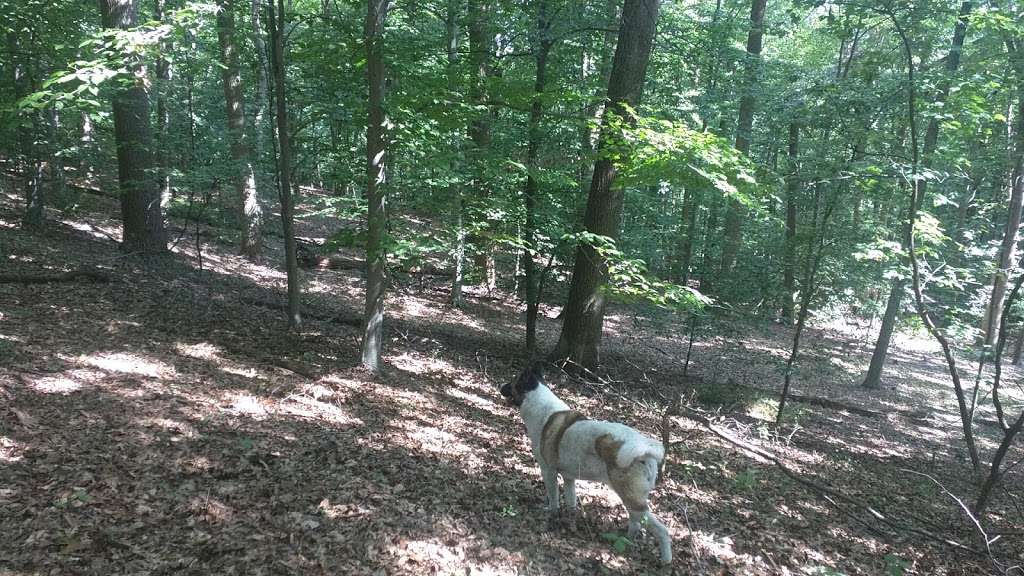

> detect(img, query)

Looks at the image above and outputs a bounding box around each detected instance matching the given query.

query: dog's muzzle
[499,382,519,406]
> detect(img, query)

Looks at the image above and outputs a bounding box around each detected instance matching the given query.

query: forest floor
[1,187,1022,576]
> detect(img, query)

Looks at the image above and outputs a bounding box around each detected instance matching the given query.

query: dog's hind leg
[540,464,560,515]
[563,476,577,512]
[626,508,645,540]
[645,510,672,565]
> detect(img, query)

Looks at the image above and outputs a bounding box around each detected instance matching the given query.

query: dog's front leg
[540,464,560,516]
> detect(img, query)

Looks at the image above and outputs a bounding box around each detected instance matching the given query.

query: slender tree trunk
[217,0,262,259]
[251,0,269,162]
[777,191,836,424]
[892,14,980,471]
[46,107,66,207]
[781,120,799,323]
[578,0,618,198]
[676,188,700,284]
[154,0,172,208]
[10,29,44,228]
[361,0,389,372]
[467,0,496,292]
[861,3,971,389]
[98,0,167,253]
[446,0,465,308]
[700,198,719,294]
[862,281,904,389]
[524,0,552,355]
[551,0,661,369]
[268,0,301,330]
[984,85,1024,345]
[719,0,767,277]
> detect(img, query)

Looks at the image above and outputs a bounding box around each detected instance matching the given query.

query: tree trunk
[268,0,301,330]
[467,0,496,293]
[777,190,837,424]
[781,120,799,323]
[524,0,552,356]
[154,0,172,208]
[447,0,464,307]
[217,0,262,259]
[98,0,167,253]
[984,86,1024,345]
[719,0,767,277]
[361,0,389,372]
[676,187,700,285]
[550,0,661,369]
[578,0,618,198]
[861,281,904,389]
[251,0,269,161]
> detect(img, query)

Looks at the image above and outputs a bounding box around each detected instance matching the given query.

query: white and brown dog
[500,365,672,564]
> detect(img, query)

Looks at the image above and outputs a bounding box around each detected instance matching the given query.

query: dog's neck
[520,383,571,441]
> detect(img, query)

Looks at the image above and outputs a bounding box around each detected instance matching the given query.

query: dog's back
[554,420,663,485]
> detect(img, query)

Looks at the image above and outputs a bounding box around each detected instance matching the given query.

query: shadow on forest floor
[1,189,1021,575]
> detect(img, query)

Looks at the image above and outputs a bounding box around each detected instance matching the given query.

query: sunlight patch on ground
[175,342,223,360]
[74,351,175,379]
[25,373,83,394]
[390,537,513,575]
[317,498,374,521]
[0,436,23,462]
[224,392,268,418]
[141,417,198,439]
[829,356,864,373]
[188,496,234,524]
[60,218,120,241]
[278,394,363,426]
[446,386,505,417]
[389,352,457,377]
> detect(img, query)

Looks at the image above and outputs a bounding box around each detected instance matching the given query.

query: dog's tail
[616,435,665,470]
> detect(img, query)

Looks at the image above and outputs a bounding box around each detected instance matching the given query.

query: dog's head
[500,365,543,407]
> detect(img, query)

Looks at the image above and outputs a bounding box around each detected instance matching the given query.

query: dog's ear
[516,364,543,394]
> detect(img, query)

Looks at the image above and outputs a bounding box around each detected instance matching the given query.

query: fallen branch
[0,269,112,284]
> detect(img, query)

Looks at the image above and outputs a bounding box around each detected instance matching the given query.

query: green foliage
[566,231,712,313]
[884,554,910,576]
[600,532,633,555]
[732,467,759,492]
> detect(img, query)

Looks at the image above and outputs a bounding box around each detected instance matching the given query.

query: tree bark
[719,0,767,277]
[98,0,167,253]
[781,120,799,323]
[984,80,1024,345]
[550,0,661,369]
[467,0,496,293]
[361,0,389,372]
[217,0,262,259]
[251,0,269,161]
[524,0,552,356]
[578,0,618,198]
[154,0,172,209]
[446,0,465,308]
[268,0,301,330]
[675,187,700,285]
